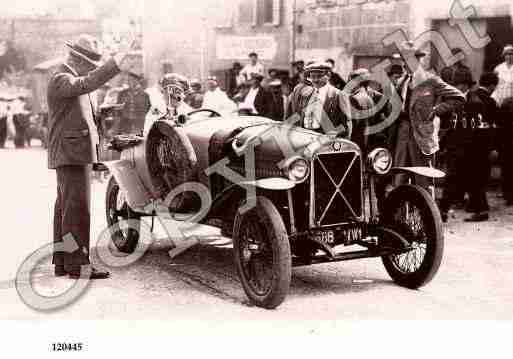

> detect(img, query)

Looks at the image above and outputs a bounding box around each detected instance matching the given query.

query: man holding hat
[47,34,134,279]
[288,61,351,137]
[393,41,465,190]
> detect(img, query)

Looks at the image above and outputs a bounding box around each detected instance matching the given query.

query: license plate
[312,230,335,246]
[341,225,363,245]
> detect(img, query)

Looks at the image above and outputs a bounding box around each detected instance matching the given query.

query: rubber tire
[233,196,292,309]
[105,176,140,254]
[381,185,444,289]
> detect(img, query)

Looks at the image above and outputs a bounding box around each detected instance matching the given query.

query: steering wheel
[187,108,222,118]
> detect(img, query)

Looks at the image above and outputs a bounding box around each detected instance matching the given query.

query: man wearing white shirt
[202,76,237,116]
[240,52,265,83]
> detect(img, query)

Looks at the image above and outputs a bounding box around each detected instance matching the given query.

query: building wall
[210,0,293,72]
[295,0,411,76]
[0,17,100,69]
[143,0,229,87]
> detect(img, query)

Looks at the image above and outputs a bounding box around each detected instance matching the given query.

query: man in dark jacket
[440,48,474,90]
[463,72,500,221]
[117,71,151,134]
[47,34,132,279]
[287,61,351,137]
[394,42,465,190]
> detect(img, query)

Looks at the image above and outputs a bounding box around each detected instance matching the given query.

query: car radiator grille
[312,151,363,227]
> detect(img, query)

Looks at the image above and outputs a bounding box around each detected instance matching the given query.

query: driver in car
[143,73,192,135]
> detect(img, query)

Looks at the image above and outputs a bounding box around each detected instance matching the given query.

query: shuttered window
[255,0,281,26]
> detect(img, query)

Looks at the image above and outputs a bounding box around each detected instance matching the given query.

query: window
[262,0,274,24]
[252,0,281,26]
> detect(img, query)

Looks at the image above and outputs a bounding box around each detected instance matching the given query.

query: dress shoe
[68,267,110,280]
[54,265,68,277]
[464,212,489,222]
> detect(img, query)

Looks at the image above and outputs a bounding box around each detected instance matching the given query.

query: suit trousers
[465,129,492,213]
[499,125,513,203]
[0,117,6,148]
[439,129,472,214]
[394,120,434,190]
[53,165,91,268]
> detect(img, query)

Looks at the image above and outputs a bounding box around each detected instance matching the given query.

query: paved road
[1,144,513,320]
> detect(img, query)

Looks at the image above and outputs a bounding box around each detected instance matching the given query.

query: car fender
[208,177,295,219]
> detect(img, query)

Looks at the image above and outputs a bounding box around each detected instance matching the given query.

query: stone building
[0,17,100,70]
[295,0,513,81]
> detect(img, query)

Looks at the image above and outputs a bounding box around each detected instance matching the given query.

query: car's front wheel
[381,185,444,289]
[105,176,140,254]
[233,196,292,309]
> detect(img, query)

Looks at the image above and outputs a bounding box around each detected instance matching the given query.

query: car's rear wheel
[381,185,444,289]
[233,196,292,309]
[106,176,140,254]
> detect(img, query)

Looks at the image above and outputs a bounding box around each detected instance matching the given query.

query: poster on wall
[216,35,277,60]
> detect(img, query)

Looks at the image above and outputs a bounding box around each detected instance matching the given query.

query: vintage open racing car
[102,109,444,309]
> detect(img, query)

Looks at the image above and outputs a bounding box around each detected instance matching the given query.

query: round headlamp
[367,148,392,175]
[283,157,310,183]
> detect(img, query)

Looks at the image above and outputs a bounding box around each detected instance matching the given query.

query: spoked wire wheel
[233,197,291,309]
[106,177,140,254]
[238,220,275,296]
[381,185,444,289]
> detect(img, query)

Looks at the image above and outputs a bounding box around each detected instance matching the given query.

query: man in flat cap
[393,42,465,191]
[47,34,134,279]
[440,48,475,91]
[288,61,351,137]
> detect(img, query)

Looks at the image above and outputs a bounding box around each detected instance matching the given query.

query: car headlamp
[283,157,310,183]
[367,148,392,175]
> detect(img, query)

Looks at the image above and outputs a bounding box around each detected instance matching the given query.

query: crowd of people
[58,44,513,225]
[0,92,45,149]
[175,46,511,223]
[41,31,513,280]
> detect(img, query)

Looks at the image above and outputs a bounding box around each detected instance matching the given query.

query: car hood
[184,115,360,174]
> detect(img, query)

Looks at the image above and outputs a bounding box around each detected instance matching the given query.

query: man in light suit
[47,34,133,279]
[287,61,351,138]
[394,43,465,189]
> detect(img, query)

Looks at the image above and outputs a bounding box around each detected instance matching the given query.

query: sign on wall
[216,35,277,60]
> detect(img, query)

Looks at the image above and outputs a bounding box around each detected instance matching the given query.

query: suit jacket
[47,59,121,169]
[399,74,465,155]
[118,87,151,132]
[287,83,351,137]
[254,87,284,121]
